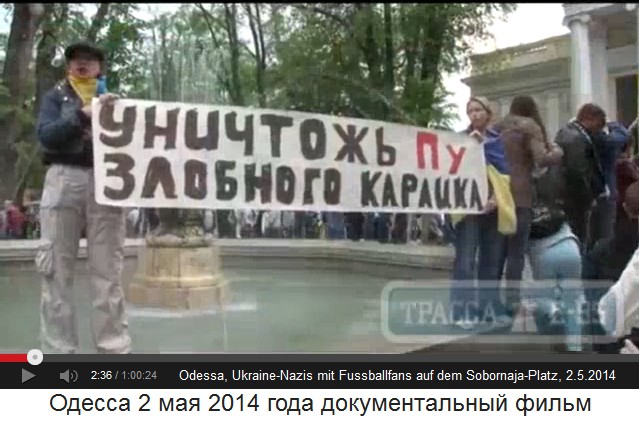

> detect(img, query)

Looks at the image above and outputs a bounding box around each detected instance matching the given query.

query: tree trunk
[86,3,110,43]
[12,4,59,205]
[246,3,266,107]
[34,4,67,114]
[362,4,382,87]
[0,3,45,200]
[224,3,244,106]
[195,3,233,98]
[382,3,395,120]
[419,6,445,85]
[399,5,420,103]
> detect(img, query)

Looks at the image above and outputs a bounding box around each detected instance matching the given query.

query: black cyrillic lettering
[299,119,326,160]
[401,174,418,207]
[98,104,137,147]
[144,106,179,149]
[361,171,381,207]
[376,127,396,166]
[324,169,340,205]
[303,168,321,205]
[382,174,398,207]
[184,160,207,200]
[141,157,177,199]
[245,163,272,203]
[276,166,295,204]
[434,178,451,209]
[225,112,254,156]
[215,160,238,200]
[419,179,432,208]
[103,153,135,200]
[334,124,368,164]
[185,109,219,151]
[261,114,293,157]
[453,178,468,208]
[469,180,482,209]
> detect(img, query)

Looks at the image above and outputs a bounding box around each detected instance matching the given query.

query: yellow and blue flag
[450,128,517,235]
[483,128,517,235]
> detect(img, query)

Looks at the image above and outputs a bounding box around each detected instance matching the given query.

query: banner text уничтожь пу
[92,99,488,212]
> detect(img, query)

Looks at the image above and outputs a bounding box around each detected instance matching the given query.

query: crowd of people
[6,38,637,354]
[449,94,639,353]
[0,199,40,240]
[125,208,448,244]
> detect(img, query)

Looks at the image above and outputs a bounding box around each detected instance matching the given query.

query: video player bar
[0,354,28,363]
[6,361,638,389]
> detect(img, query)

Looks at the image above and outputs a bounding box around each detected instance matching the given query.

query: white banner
[92,99,488,212]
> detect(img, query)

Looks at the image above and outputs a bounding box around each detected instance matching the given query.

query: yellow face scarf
[68,74,98,106]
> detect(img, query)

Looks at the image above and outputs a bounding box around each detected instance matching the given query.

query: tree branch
[255,3,266,68]
[194,3,232,94]
[196,3,256,60]
[86,3,110,43]
[245,3,266,106]
[289,3,351,28]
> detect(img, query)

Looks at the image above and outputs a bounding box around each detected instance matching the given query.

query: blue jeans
[450,212,506,322]
[528,237,583,351]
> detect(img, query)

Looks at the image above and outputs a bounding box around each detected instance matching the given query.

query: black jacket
[36,79,94,167]
[583,213,639,282]
[529,163,568,239]
[554,121,606,209]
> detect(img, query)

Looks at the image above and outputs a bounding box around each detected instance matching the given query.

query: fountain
[127,209,228,310]
[0,238,569,353]
[0,238,454,353]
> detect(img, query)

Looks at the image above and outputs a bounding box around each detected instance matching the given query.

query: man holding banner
[35,41,132,354]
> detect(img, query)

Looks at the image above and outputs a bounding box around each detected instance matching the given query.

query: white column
[499,97,511,118]
[608,76,618,122]
[628,5,639,103]
[545,91,561,139]
[589,19,609,111]
[567,15,593,114]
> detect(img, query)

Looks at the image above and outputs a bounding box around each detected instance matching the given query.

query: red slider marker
[0,354,28,363]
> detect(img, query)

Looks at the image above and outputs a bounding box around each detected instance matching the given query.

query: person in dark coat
[588,121,630,250]
[554,103,607,250]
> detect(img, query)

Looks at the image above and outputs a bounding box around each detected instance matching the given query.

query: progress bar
[0,354,28,363]
[0,350,43,365]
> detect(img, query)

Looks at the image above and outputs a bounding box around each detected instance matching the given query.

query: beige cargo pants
[36,165,131,353]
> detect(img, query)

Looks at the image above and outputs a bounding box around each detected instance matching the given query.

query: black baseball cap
[64,40,105,62]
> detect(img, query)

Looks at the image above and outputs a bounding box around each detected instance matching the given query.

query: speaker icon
[60,369,78,383]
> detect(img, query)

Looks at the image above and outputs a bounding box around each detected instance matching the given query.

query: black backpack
[529,164,567,239]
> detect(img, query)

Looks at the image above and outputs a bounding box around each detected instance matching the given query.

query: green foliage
[265,3,517,127]
[0,32,7,55]
[0,84,12,117]
[119,3,516,127]
[99,4,147,95]
[2,2,517,195]
[14,138,45,191]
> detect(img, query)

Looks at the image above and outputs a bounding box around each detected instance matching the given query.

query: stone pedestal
[127,234,228,310]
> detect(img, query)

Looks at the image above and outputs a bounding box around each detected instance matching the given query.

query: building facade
[463,3,638,137]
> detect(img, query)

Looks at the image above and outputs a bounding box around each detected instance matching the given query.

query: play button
[22,368,35,384]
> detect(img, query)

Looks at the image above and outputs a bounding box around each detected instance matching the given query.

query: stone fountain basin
[0,239,562,353]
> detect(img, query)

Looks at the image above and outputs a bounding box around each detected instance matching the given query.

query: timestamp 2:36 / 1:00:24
[91,370,158,381]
